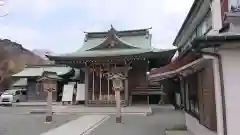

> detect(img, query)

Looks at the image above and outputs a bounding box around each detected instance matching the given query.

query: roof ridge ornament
[109,24,117,34]
[146,27,152,39]
[104,25,118,48]
[86,26,140,50]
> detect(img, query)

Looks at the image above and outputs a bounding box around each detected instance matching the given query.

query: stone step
[133,87,161,90]
[135,87,161,89]
[133,88,162,90]
[165,130,194,135]
[135,83,161,86]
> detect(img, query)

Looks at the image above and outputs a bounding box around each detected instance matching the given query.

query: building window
[179,9,212,54]
[183,73,199,119]
[182,11,212,49]
[197,12,212,36]
[191,31,197,40]
[203,12,212,34]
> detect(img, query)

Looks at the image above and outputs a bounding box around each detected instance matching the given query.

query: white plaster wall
[219,49,240,135]
[185,113,217,135]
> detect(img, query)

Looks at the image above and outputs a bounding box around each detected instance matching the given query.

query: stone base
[45,115,52,122]
[116,116,122,123]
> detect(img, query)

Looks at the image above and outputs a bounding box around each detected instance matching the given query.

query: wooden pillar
[129,95,132,106]
[147,95,149,105]
[179,76,184,107]
[99,65,102,100]
[124,66,129,105]
[92,64,95,100]
[107,63,110,101]
[84,67,89,106]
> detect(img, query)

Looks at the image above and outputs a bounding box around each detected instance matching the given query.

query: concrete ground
[88,107,185,135]
[10,104,152,115]
[13,102,60,107]
[0,106,46,114]
[41,115,109,135]
[0,114,81,135]
[0,105,186,135]
[0,104,152,116]
[0,106,81,135]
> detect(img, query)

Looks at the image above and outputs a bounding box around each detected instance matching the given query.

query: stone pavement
[0,114,81,135]
[87,107,186,135]
[41,115,109,135]
[165,130,194,135]
[0,105,187,135]
[29,105,152,116]
[13,102,60,107]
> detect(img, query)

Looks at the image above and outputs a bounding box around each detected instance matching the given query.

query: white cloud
[162,0,193,14]
[5,0,67,18]
[70,0,194,48]
[0,0,194,53]
[0,24,40,49]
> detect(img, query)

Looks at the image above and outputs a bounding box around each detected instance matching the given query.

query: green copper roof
[47,27,153,60]
[12,78,27,87]
[64,48,154,57]
[79,35,151,51]
[37,71,62,81]
[79,37,106,51]
[47,48,176,62]
[12,65,73,77]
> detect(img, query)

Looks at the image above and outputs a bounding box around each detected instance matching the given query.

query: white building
[149,0,240,135]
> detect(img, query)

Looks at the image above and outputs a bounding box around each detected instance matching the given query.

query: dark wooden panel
[199,63,217,131]
[198,69,205,124]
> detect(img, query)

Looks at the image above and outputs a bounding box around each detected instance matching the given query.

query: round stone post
[108,72,126,124]
[46,90,53,122]
[115,89,121,123]
[37,71,59,123]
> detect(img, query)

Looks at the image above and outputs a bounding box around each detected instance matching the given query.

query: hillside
[0,39,49,90]
[32,49,55,59]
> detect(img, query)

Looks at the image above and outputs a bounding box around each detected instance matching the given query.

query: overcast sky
[0,0,193,53]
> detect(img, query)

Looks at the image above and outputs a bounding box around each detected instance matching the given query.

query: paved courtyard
[0,106,80,135]
[0,105,185,135]
[88,107,185,135]
[0,114,81,135]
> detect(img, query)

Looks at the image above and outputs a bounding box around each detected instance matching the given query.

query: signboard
[112,79,124,91]
[76,83,85,101]
[61,84,74,102]
[43,83,57,92]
